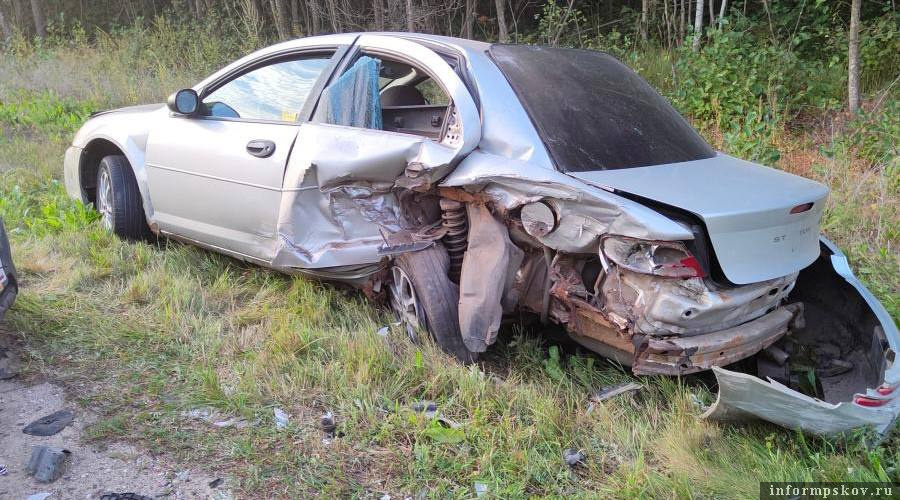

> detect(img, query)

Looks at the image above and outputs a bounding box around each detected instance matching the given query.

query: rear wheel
[390,244,477,363]
[96,155,151,240]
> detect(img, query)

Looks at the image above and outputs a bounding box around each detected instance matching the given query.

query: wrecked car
[0,217,17,320]
[63,34,898,436]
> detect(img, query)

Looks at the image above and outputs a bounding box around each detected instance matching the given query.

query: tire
[391,244,477,363]
[96,155,151,240]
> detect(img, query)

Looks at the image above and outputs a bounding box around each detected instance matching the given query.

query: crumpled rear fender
[704,237,899,436]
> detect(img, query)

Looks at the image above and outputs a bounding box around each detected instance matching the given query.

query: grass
[0,26,898,498]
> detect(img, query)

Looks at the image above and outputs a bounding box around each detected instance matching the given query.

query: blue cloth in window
[314,56,383,129]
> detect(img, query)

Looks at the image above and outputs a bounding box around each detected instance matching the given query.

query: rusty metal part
[439,199,468,282]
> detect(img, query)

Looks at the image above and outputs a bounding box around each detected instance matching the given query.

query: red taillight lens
[854,395,889,407]
[876,384,896,396]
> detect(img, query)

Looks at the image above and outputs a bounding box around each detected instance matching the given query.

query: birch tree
[848,0,862,112]
[495,0,507,42]
[692,0,703,51]
[29,0,44,38]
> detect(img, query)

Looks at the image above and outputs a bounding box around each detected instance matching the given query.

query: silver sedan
[64,33,898,436]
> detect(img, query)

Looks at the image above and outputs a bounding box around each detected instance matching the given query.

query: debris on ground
[562,448,586,467]
[183,407,257,429]
[25,493,52,500]
[375,326,390,337]
[99,493,154,500]
[320,411,336,437]
[590,382,643,403]
[411,401,437,418]
[0,464,7,475]
[22,409,75,436]
[208,477,224,488]
[473,481,488,497]
[273,407,290,429]
[0,345,20,379]
[26,445,71,483]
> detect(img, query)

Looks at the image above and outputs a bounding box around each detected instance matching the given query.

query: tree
[373,0,384,30]
[405,0,414,31]
[0,4,12,40]
[692,0,703,51]
[848,0,861,112]
[495,0,507,42]
[640,0,649,42]
[463,0,473,38]
[29,0,44,38]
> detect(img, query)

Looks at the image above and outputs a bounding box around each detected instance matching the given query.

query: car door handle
[246,140,276,158]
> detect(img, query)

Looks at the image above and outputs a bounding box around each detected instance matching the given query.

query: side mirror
[167,89,200,116]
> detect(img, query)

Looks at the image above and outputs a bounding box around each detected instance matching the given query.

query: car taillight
[854,395,890,407]
[876,384,896,396]
[600,236,706,279]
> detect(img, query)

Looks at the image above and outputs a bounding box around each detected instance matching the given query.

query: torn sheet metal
[441,151,694,253]
[704,238,900,436]
[457,203,524,352]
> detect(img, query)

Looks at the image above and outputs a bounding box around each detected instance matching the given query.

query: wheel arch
[78,135,155,228]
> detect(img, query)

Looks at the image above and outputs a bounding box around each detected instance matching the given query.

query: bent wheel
[390,244,477,363]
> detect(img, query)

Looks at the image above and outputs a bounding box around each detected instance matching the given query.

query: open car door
[270,34,482,273]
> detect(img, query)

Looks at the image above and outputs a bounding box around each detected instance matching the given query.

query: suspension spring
[439,198,468,282]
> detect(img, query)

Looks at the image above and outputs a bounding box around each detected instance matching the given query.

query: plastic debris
[411,401,437,418]
[26,493,52,500]
[209,478,224,488]
[562,448,586,467]
[22,409,75,437]
[273,407,290,429]
[0,464,6,475]
[590,382,642,402]
[473,481,488,497]
[376,326,390,337]
[25,445,71,483]
[321,411,336,437]
[99,494,154,500]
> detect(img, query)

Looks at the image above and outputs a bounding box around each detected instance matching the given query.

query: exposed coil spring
[439,199,468,282]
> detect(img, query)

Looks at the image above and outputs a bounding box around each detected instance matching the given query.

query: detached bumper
[704,237,899,436]
[0,218,18,320]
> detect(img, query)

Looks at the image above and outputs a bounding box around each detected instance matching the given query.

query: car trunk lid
[570,154,829,284]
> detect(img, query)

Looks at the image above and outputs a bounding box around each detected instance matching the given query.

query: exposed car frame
[63,33,898,436]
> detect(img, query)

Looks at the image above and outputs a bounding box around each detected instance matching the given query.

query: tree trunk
[707,0,715,27]
[0,6,11,40]
[326,0,339,32]
[308,0,320,34]
[848,0,861,112]
[463,0,473,38]
[29,0,45,37]
[717,0,727,25]
[692,0,703,51]
[640,0,649,42]
[273,0,291,39]
[405,0,414,31]
[374,0,384,30]
[495,0,507,42]
[290,0,301,35]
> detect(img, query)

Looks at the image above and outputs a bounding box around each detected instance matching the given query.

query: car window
[416,79,449,106]
[201,56,333,122]
[489,44,715,171]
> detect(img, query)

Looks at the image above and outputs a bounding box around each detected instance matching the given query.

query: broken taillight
[600,236,706,279]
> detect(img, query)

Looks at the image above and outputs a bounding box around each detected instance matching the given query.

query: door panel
[145,51,339,260]
[146,119,299,259]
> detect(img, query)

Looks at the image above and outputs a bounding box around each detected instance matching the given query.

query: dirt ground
[0,328,232,500]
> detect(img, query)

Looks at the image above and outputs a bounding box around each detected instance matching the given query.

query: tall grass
[0,20,897,497]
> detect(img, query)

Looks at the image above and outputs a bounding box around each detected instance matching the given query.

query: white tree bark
[641,0,649,42]
[463,0,473,38]
[692,0,704,51]
[717,0,728,25]
[406,0,414,31]
[848,0,862,112]
[0,6,12,40]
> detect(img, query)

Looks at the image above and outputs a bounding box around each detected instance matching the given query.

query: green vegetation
[0,2,897,497]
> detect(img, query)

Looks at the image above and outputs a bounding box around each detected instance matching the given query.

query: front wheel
[390,244,477,363]
[96,155,151,240]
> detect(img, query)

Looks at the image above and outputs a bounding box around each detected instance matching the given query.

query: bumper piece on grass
[704,237,899,436]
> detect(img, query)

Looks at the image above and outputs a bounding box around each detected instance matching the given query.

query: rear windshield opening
[489,44,715,172]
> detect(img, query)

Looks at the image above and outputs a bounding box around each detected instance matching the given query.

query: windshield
[489,45,715,171]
